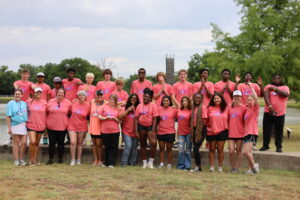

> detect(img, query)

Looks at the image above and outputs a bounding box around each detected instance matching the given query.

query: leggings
[47,129,67,161]
[193,126,207,167]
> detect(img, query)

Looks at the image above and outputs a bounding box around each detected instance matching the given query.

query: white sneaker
[159,163,164,168]
[246,169,254,174]
[147,161,154,169]
[70,159,76,166]
[19,160,27,166]
[218,167,223,173]
[253,163,259,174]
[3,138,12,145]
[252,146,258,151]
[142,163,148,169]
[209,166,215,172]
[166,164,172,170]
[108,165,115,168]
[14,160,20,166]
[76,160,81,165]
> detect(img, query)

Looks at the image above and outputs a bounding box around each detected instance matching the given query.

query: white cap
[34,87,43,93]
[36,72,45,77]
[233,90,242,96]
[53,76,62,82]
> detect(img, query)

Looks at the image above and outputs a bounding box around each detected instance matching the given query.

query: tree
[0,66,18,95]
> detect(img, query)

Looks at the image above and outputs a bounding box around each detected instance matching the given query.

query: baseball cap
[233,90,242,96]
[34,87,43,93]
[53,76,62,82]
[36,72,45,77]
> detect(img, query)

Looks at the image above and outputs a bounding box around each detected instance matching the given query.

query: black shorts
[206,129,228,142]
[228,137,243,141]
[91,134,102,139]
[27,128,45,134]
[138,124,153,132]
[157,134,175,143]
[243,134,258,145]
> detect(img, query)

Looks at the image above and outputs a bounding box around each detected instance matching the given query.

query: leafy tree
[0,66,18,95]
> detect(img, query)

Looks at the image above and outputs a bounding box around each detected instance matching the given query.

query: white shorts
[11,123,27,135]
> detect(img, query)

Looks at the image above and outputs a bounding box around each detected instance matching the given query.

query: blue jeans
[177,135,192,170]
[121,134,138,166]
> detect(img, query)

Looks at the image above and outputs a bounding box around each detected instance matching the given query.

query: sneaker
[14,160,20,166]
[108,165,115,168]
[142,163,148,169]
[209,167,214,172]
[148,162,155,169]
[246,169,254,174]
[253,163,259,174]
[276,148,282,153]
[173,142,179,148]
[19,160,27,166]
[252,146,258,151]
[218,167,223,173]
[57,159,63,164]
[231,168,239,173]
[70,159,76,166]
[42,137,48,145]
[3,138,13,145]
[259,146,269,151]
[193,166,201,172]
[167,164,172,169]
[76,160,81,165]
[47,160,54,165]
[159,163,164,168]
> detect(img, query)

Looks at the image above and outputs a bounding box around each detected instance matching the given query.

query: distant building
[166,55,175,85]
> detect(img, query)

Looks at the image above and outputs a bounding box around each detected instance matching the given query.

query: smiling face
[182,98,189,108]
[14,90,22,101]
[179,71,187,81]
[95,94,103,102]
[34,91,42,100]
[56,89,65,100]
[157,75,165,83]
[162,97,170,108]
[37,76,45,83]
[130,95,137,105]
[272,75,281,86]
[200,70,209,79]
[233,95,241,104]
[86,76,94,84]
[194,94,202,106]
[213,95,222,106]
[143,93,151,104]
[244,73,253,82]
[67,71,75,79]
[78,93,87,102]
[222,71,230,80]
[21,72,30,81]
[104,74,111,81]
[247,96,254,107]
[138,69,146,80]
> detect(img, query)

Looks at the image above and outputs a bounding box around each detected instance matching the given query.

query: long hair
[125,93,140,113]
[109,94,118,107]
[160,95,173,107]
[208,92,227,113]
[180,96,192,110]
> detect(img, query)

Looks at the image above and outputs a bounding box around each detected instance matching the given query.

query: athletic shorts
[243,134,258,145]
[157,133,175,143]
[91,134,102,139]
[206,129,228,142]
[138,124,153,132]
[228,137,243,141]
[27,128,45,134]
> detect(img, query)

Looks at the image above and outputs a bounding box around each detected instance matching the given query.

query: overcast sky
[0,0,241,78]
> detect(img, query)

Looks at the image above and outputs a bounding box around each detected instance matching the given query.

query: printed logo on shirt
[66,86,72,91]
[21,87,26,93]
[231,113,238,118]
[178,115,185,120]
[128,113,135,118]
[34,106,41,110]
[141,111,148,115]
[103,88,110,94]
[118,97,122,102]
[75,110,82,114]
[106,112,112,117]
[138,89,144,94]
[161,115,168,120]
[54,105,60,110]
[179,88,187,94]
[244,115,248,120]
[271,91,278,96]
[243,90,251,95]
[213,112,221,116]
[201,88,206,94]
[92,112,98,117]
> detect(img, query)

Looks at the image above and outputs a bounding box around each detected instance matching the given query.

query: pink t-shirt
[172,81,193,104]
[50,88,58,99]
[88,100,103,135]
[153,83,172,107]
[157,106,177,135]
[121,108,137,138]
[214,80,235,106]
[26,99,47,131]
[77,84,96,102]
[130,79,153,103]
[228,105,246,138]
[68,101,91,132]
[238,83,261,105]
[99,104,121,134]
[14,80,33,101]
[135,102,158,127]
[244,104,259,136]
[177,109,192,135]
[193,81,214,106]
[35,82,51,101]
[206,106,229,136]
[96,81,116,101]
[112,90,129,103]
[46,98,72,131]
[264,85,290,116]
[62,78,81,101]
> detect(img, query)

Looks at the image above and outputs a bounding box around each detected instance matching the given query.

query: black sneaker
[57,159,63,164]
[259,146,269,151]
[276,148,282,153]
[46,160,54,165]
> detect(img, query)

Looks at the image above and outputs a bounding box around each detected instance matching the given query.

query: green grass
[0,160,299,200]
[0,96,13,103]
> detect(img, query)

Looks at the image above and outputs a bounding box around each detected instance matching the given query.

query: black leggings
[47,129,67,161]
[193,126,207,167]
[102,132,120,166]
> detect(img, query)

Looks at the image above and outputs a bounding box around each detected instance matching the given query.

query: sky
[0,0,241,78]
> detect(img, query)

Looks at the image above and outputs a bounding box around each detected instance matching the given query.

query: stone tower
[166,55,175,85]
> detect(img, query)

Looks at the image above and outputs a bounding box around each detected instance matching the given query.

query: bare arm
[249,84,258,105]
[171,94,179,108]
[6,117,12,134]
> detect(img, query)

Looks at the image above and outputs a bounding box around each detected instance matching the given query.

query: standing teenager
[46,88,71,164]
[62,67,83,101]
[135,88,158,169]
[157,96,177,169]
[193,68,214,106]
[68,91,91,166]
[130,68,153,103]
[77,73,97,103]
[13,68,34,101]
[34,72,51,101]
[119,93,140,166]
[98,94,121,168]
[228,90,246,172]
[153,72,172,107]
[96,69,116,101]
[26,87,47,166]
[51,77,63,99]
[214,69,235,106]
[6,89,28,166]
[112,79,128,107]
[206,93,229,172]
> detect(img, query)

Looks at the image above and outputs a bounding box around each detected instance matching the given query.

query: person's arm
[248,83,258,105]
[270,87,289,97]
[202,82,213,98]
[234,74,241,90]
[75,79,84,85]
[263,87,275,115]
[171,93,179,108]
[13,81,19,89]
[256,76,264,97]
[6,116,12,135]
[153,87,163,100]
[152,117,157,133]
[134,117,139,138]
[119,106,134,119]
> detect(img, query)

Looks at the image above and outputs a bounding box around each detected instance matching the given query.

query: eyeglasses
[138,71,145,74]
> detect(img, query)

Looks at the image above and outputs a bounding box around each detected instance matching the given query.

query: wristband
[268,105,273,108]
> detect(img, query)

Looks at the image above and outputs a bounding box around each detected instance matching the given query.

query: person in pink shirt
[26,87,47,166]
[214,69,235,106]
[243,84,260,174]
[260,74,290,153]
[96,69,117,101]
[46,88,72,165]
[13,68,34,101]
[98,94,122,168]
[193,68,214,107]
[228,90,246,173]
[51,77,63,99]
[191,93,208,172]
[130,68,153,103]
[135,88,158,169]
[68,91,91,166]
[153,72,172,107]
[119,93,140,166]
[77,73,97,103]
[176,96,192,171]
[89,90,105,166]
[171,69,193,107]
[206,93,228,173]
[62,68,83,101]
[112,79,128,107]
[34,72,51,101]
[156,96,177,169]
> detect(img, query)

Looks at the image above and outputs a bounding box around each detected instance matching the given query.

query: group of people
[6,67,290,174]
